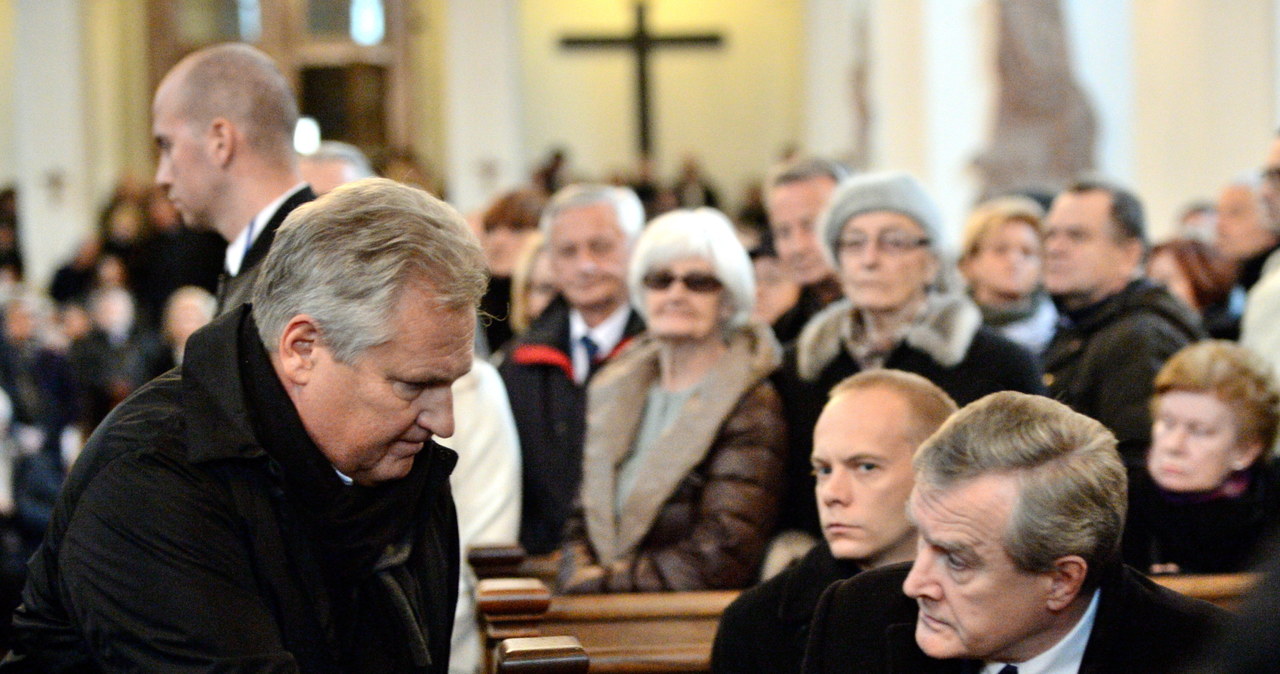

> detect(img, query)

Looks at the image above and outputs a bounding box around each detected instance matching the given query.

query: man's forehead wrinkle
[913,484,1000,554]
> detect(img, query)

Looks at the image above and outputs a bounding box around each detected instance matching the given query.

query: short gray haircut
[539,184,644,243]
[166,43,298,162]
[627,208,754,331]
[252,177,487,363]
[765,156,850,192]
[914,391,1126,591]
[301,141,374,179]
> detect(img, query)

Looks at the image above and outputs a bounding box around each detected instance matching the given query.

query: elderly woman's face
[1148,390,1261,493]
[836,211,937,313]
[642,256,726,344]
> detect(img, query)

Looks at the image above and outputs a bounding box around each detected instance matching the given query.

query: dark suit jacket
[497,296,644,554]
[215,186,316,316]
[712,544,859,673]
[803,561,1228,673]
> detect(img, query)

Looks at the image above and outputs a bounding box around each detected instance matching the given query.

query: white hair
[539,183,644,243]
[627,208,755,331]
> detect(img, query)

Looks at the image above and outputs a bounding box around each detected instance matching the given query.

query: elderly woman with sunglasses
[774,171,1044,538]
[557,208,787,593]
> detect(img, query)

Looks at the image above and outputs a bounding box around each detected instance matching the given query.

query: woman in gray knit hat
[771,170,1045,538]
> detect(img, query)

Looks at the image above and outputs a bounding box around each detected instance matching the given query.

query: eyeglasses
[641,270,724,293]
[836,230,931,256]
[1263,166,1280,186]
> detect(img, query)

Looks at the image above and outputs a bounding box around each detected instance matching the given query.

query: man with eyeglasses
[1239,137,1280,376]
[1041,178,1203,468]
[498,185,646,557]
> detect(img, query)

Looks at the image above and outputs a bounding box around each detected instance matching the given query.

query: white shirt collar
[224,183,308,276]
[568,304,632,384]
[981,589,1100,674]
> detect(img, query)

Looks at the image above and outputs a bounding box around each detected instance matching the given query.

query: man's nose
[902,548,934,599]
[417,390,455,439]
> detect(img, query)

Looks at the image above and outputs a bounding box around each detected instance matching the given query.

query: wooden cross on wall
[560,1,723,157]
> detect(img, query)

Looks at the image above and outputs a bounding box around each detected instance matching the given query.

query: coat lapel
[580,326,776,565]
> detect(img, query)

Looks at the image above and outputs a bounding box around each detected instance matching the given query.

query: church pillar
[1062,0,1134,184]
[866,0,990,250]
[13,0,95,287]
[441,0,525,215]
[801,0,863,164]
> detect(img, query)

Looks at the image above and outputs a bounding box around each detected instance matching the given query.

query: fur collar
[579,322,781,565]
[795,294,982,382]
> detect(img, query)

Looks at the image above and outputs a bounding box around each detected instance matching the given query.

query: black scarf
[236,316,436,590]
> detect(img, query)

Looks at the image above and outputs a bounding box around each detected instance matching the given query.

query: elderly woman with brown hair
[557,208,787,593]
[1123,340,1280,573]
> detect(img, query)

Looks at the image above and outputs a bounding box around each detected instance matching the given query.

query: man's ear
[1045,555,1088,612]
[276,315,321,386]
[206,117,236,167]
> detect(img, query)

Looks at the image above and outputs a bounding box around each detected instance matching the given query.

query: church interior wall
[517,0,803,212]
[0,0,1278,282]
[1132,0,1274,239]
[0,0,14,187]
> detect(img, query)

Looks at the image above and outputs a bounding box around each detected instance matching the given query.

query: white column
[922,0,989,252]
[802,0,861,160]
[867,0,989,250]
[442,0,525,215]
[14,0,94,288]
[1062,0,1134,184]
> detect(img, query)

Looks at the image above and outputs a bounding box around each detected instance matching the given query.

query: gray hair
[539,184,644,243]
[765,156,850,191]
[627,208,754,331]
[252,177,487,363]
[301,141,375,179]
[167,43,298,163]
[914,391,1126,591]
[163,285,216,323]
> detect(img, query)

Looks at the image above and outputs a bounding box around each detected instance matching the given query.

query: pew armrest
[496,636,589,674]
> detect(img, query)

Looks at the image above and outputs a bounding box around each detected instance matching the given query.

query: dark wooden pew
[1153,571,1258,610]
[495,636,588,674]
[476,577,737,673]
[472,542,1258,673]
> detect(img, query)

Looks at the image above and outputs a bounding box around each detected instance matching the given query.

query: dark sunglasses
[642,270,724,293]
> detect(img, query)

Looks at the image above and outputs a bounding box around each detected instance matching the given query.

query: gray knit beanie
[819,171,945,268]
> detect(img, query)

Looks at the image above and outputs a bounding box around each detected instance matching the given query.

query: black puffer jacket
[1043,279,1204,466]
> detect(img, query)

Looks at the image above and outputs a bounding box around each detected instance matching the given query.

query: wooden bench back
[474,545,1258,674]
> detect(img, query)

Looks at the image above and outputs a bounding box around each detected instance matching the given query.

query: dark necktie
[997,665,1018,674]
[580,335,601,379]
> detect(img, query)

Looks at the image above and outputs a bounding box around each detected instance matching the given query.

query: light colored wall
[83,0,152,200]
[411,0,448,191]
[1132,0,1274,240]
[517,0,803,211]
[0,0,15,186]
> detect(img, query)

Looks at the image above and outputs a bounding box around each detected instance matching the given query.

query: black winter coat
[498,297,644,554]
[712,544,859,674]
[803,562,1228,673]
[1043,279,1204,466]
[773,296,1044,536]
[2,307,459,673]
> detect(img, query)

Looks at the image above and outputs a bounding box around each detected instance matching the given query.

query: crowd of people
[0,41,1279,672]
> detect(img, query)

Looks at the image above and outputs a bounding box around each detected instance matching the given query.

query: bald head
[158,43,298,163]
[152,43,303,237]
